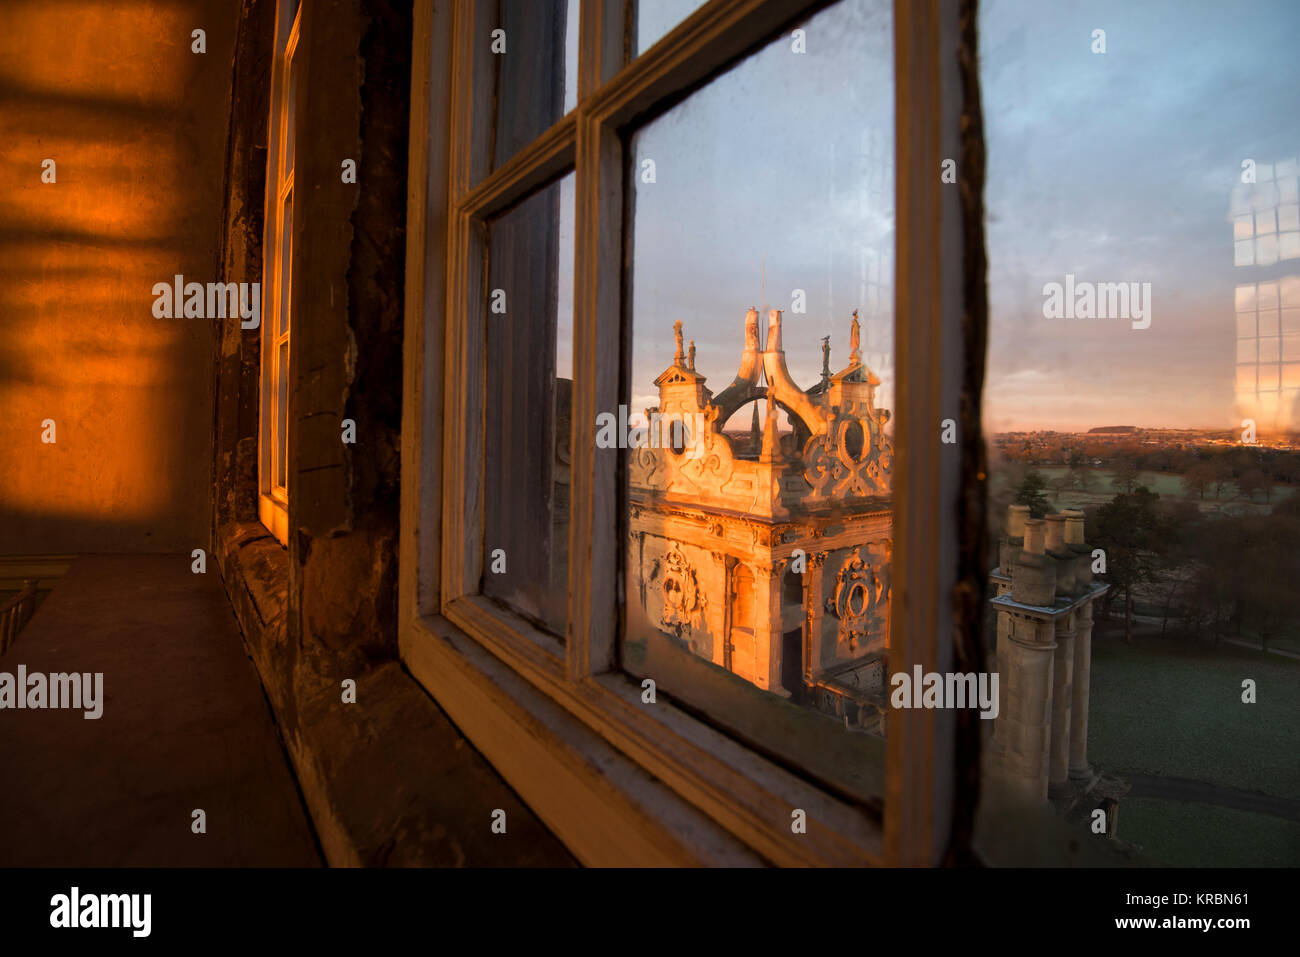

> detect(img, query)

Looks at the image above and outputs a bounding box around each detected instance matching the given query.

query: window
[400,0,973,865]
[259,0,301,546]
[979,0,1300,866]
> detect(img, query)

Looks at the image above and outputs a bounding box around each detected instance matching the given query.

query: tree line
[1007,471,1300,649]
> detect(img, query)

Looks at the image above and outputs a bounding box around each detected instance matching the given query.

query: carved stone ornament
[831,546,883,651]
[802,411,893,501]
[661,542,703,633]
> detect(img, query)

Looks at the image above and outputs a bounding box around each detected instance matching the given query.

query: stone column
[993,611,1056,803]
[711,551,729,668]
[751,562,784,694]
[1069,600,1095,779]
[720,555,735,671]
[1048,612,1075,796]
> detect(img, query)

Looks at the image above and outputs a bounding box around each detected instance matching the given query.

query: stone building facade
[627,307,894,730]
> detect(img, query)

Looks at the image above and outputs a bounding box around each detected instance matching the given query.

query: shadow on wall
[0,0,236,554]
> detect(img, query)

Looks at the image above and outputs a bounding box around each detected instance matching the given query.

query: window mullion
[885,0,963,866]
[579,0,630,101]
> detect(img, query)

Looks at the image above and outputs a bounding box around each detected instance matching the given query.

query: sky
[626,0,895,429]
[980,0,1300,431]
[561,0,1300,433]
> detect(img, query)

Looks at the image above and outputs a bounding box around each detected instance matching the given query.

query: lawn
[1089,631,1300,798]
[1119,799,1300,867]
[1087,629,1300,865]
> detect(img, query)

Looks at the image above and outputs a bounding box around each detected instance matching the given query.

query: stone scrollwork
[802,412,892,501]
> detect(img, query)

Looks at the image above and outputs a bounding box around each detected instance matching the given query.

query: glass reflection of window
[1232,157,1300,268]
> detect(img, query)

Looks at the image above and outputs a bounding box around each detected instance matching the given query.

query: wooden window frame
[399,0,966,865]
[258,0,301,548]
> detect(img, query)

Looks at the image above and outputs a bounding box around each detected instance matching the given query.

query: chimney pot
[1062,508,1085,545]
[1045,514,1066,552]
[1008,504,1029,540]
[1024,518,1046,555]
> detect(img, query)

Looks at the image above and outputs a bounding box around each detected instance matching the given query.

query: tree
[1112,458,1140,494]
[1014,471,1052,518]
[1071,467,1096,492]
[1068,448,1085,469]
[1092,486,1173,643]
[1181,463,1215,500]
[1236,468,1268,503]
[1210,456,1235,499]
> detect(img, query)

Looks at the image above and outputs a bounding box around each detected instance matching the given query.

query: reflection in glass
[475,1,575,183]
[622,0,894,802]
[635,0,709,56]
[483,173,574,639]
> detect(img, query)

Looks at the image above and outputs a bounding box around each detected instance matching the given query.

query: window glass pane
[473,0,575,185]
[634,0,709,56]
[483,172,575,638]
[275,339,289,491]
[621,0,893,804]
[282,42,297,180]
[278,190,292,338]
[981,0,1300,865]
[564,0,579,114]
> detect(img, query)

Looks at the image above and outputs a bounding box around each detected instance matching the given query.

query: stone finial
[673,320,684,366]
[1062,508,1085,545]
[1008,504,1029,539]
[759,391,780,464]
[766,309,783,352]
[744,307,760,351]
[688,339,696,371]
[849,309,861,363]
[1024,518,1046,555]
[821,335,831,380]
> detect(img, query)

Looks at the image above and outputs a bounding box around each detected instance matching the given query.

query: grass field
[1090,631,1300,797]
[1088,629,1300,865]
[1119,798,1300,867]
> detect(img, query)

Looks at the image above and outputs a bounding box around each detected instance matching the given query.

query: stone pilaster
[803,552,826,686]
[752,561,785,694]
[711,551,729,668]
[1048,612,1075,796]
[1069,600,1095,779]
